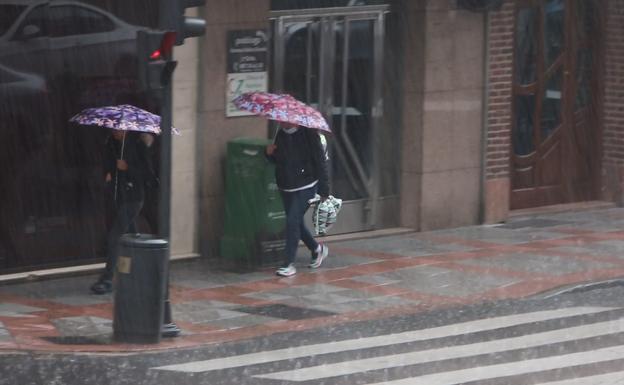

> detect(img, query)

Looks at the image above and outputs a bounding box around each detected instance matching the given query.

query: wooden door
[510,0,601,210]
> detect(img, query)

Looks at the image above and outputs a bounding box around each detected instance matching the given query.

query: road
[3,284,624,385]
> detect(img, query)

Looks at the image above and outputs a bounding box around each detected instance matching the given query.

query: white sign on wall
[226,29,268,117]
[226,72,268,117]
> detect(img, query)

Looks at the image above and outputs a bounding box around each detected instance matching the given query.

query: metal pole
[157,0,188,339]
[159,76,173,241]
[158,61,178,332]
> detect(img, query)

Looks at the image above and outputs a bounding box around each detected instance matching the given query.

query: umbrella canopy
[232,92,331,133]
[69,104,178,135]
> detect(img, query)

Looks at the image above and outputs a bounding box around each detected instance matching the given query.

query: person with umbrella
[69,104,161,294]
[90,128,157,294]
[266,122,330,276]
[233,92,331,277]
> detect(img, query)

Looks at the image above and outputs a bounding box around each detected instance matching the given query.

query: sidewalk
[2,206,624,353]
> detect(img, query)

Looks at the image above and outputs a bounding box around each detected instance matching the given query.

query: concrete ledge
[510,201,616,218]
[320,227,415,243]
[0,253,201,286]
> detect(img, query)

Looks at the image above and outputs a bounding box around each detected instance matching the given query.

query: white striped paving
[152,307,612,373]
[537,371,624,385]
[359,345,624,385]
[254,317,624,381]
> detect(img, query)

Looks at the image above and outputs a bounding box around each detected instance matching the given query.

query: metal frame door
[271,5,388,233]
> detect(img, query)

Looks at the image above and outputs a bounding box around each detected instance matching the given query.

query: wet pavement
[2,206,624,353]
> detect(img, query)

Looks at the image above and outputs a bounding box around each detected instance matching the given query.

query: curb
[533,277,624,299]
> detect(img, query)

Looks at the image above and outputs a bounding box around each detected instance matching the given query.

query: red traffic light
[149,32,177,60]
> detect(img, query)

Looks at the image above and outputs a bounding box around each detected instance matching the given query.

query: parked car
[0,0,146,83]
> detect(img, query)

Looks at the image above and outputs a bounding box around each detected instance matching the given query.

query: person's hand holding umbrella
[116,159,128,171]
[266,143,277,156]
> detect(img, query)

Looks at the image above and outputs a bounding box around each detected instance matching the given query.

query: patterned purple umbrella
[69,104,178,135]
[70,104,178,200]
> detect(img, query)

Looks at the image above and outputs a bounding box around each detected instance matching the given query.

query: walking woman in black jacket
[266,122,330,277]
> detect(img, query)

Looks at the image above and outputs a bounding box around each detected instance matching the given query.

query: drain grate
[497,218,571,229]
[233,304,336,320]
[42,335,111,345]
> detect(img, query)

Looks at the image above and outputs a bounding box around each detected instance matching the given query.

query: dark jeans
[101,200,143,281]
[281,185,318,266]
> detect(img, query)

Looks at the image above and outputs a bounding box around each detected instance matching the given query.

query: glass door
[272,5,392,233]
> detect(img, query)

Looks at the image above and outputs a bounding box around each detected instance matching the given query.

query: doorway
[271,5,398,233]
[510,0,601,209]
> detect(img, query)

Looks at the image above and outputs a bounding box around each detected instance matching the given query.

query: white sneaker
[309,244,328,268]
[276,264,296,277]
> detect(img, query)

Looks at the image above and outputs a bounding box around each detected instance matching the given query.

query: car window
[74,7,115,34]
[0,5,27,36]
[49,5,115,37]
[15,5,48,39]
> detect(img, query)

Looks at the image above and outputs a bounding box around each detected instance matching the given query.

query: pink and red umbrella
[232,92,331,133]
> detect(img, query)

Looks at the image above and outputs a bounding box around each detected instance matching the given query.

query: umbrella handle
[272,126,281,144]
[120,132,126,159]
[114,133,126,202]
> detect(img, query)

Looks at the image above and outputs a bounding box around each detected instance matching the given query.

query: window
[48,5,114,38]
[544,0,564,68]
[15,5,47,39]
[74,7,115,34]
[515,8,537,85]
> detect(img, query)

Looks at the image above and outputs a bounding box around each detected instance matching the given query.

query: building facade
[0,0,622,272]
[193,0,623,257]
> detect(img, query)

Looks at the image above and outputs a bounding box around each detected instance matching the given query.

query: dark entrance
[510,0,601,210]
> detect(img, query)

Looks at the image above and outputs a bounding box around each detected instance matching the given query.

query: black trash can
[113,234,168,344]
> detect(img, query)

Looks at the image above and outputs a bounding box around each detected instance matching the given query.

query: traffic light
[137,30,178,92]
[159,0,207,46]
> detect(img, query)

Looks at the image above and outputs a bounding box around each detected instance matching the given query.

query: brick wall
[485,0,515,180]
[483,0,514,223]
[602,0,624,202]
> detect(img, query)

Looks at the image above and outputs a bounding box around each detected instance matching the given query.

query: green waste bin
[220,137,286,268]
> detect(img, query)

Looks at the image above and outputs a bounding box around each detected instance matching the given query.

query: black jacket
[104,133,156,203]
[267,128,330,197]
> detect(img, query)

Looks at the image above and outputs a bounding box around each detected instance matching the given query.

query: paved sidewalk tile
[457,252,615,275]
[0,303,46,317]
[3,207,624,352]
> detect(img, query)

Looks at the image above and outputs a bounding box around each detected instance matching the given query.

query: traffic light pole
[156,0,206,337]
[158,63,176,241]
[158,61,178,332]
